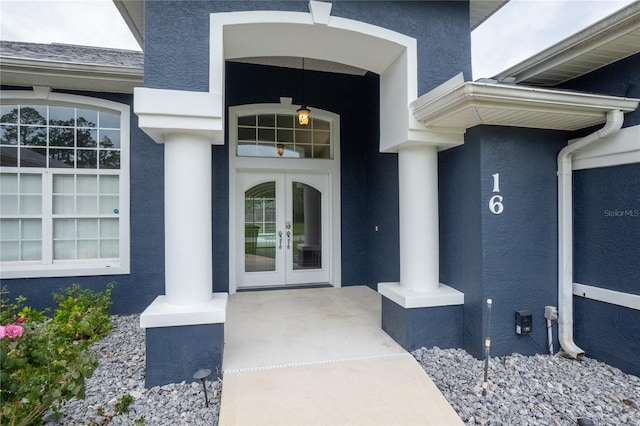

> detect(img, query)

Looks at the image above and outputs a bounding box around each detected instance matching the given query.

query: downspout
[557,109,624,359]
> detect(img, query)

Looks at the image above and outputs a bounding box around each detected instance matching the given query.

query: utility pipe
[557,109,624,359]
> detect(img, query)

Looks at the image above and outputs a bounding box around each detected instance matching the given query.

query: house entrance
[236,171,329,288]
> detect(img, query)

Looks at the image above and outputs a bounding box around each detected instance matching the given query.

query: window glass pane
[277,129,293,143]
[258,128,275,142]
[238,127,256,141]
[53,175,74,193]
[77,195,98,214]
[237,142,259,157]
[0,195,18,214]
[99,130,120,148]
[0,173,18,193]
[77,219,98,238]
[1,105,19,124]
[313,119,330,131]
[277,115,294,128]
[49,127,74,147]
[49,106,75,126]
[299,145,313,158]
[258,115,275,127]
[244,181,276,272]
[20,148,47,167]
[21,219,41,239]
[77,149,97,169]
[53,195,75,214]
[99,111,120,129]
[54,219,75,239]
[295,129,312,144]
[54,240,75,260]
[78,240,99,259]
[19,195,41,214]
[100,219,119,238]
[21,241,41,261]
[238,115,255,126]
[314,131,330,145]
[77,129,97,148]
[99,151,120,169]
[99,176,119,194]
[100,240,119,258]
[21,126,47,146]
[49,149,75,168]
[313,145,331,159]
[1,125,18,145]
[20,106,46,125]
[77,109,97,128]
[0,147,18,166]
[77,175,97,193]
[0,219,19,239]
[20,174,41,193]
[99,195,118,214]
[0,241,19,261]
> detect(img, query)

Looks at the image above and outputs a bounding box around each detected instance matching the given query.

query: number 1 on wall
[489,173,504,215]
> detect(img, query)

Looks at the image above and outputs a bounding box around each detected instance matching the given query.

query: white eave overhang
[0,57,143,94]
[411,78,640,132]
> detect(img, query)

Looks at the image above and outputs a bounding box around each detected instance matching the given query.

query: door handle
[278,231,283,249]
[286,230,291,249]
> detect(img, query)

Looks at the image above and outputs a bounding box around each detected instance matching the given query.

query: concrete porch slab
[219,286,463,425]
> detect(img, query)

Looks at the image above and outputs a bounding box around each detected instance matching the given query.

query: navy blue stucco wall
[144,1,472,93]
[2,87,165,315]
[559,53,640,376]
[439,126,567,359]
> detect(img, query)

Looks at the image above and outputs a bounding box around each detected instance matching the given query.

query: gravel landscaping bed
[44,314,639,425]
[43,314,221,426]
[413,347,640,425]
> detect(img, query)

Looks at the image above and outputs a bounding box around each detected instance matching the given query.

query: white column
[398,144,439,292]
[164,132,213,305]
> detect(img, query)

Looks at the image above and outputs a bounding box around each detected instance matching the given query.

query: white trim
[209,6,418,153]
[572,125,640,170]
[378,282,464,308]
[0,89,131,279]
[573,282,640,311]
[228,104,341,294]
[140,293,228,328]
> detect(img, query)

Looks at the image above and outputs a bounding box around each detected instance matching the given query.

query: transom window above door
[236,113,332,159]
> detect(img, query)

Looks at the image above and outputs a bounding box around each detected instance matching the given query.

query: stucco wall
[440,126,567,359]
[560,52,639,376]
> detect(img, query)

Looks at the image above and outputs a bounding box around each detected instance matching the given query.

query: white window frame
[0,89,130,279]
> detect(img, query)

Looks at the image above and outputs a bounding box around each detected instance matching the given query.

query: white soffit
[470,0,509,31]
[494,1,640,86]
[411,79,640,132]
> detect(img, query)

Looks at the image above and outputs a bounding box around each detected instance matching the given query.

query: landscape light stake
[193,368,212,408]
[482,298,492,397]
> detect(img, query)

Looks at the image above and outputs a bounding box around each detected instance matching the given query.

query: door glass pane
[244,181,277,272]
[292,181,321,270]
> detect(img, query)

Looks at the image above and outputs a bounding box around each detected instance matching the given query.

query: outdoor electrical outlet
[515,310,532,335]
[544,305,558,321]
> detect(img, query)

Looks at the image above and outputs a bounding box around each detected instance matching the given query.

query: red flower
[17,316,25,324]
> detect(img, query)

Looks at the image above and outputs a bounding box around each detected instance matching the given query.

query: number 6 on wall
[489,173,504,215]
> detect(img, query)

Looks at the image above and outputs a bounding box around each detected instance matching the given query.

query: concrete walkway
[219,286,463,425]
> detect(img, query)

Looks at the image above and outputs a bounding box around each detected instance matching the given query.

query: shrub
[0,283,115,426]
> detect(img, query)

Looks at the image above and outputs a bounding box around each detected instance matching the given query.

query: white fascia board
[0,57,142,82]
[411,81,640,130]
[134,87,224,144]
[572,125,640,170]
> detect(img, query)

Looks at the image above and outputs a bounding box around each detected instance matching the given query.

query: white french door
[236,171,330,288]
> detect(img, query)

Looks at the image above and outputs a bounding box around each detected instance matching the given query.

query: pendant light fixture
[297,57,310,126]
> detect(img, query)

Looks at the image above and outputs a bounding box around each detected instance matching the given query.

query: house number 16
[489,173,504,215]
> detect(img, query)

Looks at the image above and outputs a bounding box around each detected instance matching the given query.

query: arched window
[0,91,130,278]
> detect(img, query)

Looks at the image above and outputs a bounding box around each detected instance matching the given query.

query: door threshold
[237,283,332,292]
